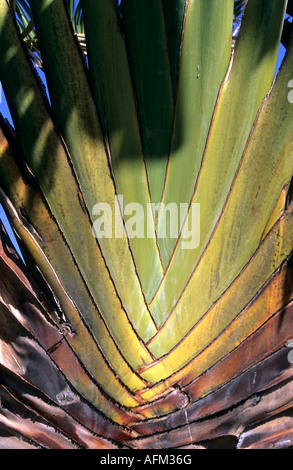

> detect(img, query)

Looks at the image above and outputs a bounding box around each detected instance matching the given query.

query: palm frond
[0,0,292,449]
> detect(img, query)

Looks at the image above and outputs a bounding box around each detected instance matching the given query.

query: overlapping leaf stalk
[0,0,292,449]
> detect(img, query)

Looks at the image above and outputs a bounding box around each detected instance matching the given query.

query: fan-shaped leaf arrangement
[0,0,292,449]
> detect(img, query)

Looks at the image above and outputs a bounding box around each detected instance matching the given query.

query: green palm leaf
[0,0,292,449]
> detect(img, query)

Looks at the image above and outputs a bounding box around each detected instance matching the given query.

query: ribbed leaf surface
[0,0,292,449]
